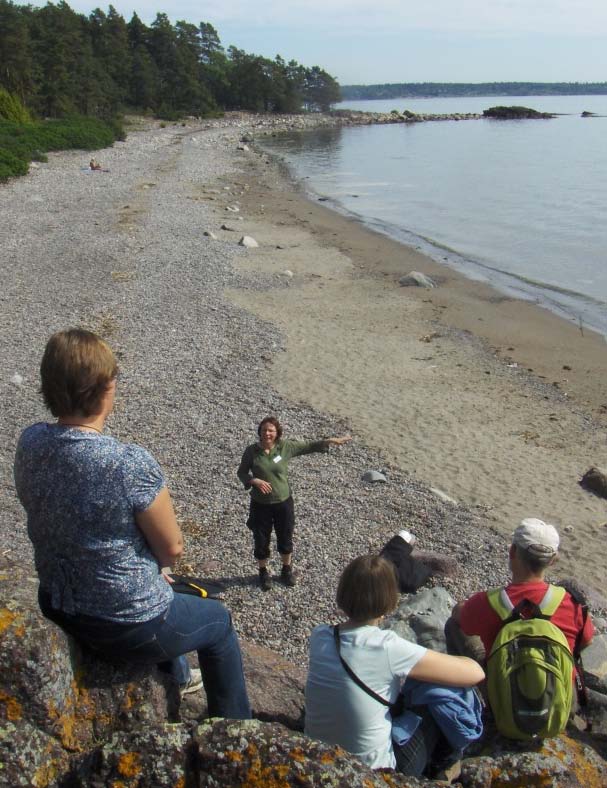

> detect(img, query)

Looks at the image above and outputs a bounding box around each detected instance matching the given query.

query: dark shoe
[280,564,296,587]
[259,567,272,591]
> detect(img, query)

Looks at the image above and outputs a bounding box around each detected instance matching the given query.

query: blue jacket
[402,679,483,750]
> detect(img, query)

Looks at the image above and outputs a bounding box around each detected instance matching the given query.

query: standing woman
[237,416,351,590]
[14,329,250,718]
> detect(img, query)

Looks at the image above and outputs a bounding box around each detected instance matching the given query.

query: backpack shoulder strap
[537,584,567,617]
[487,584,567,622]
[486,587,514,621]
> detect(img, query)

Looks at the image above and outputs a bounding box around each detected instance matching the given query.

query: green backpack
[486,584,574,740]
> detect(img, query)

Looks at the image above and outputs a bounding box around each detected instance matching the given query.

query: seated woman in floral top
[14,328,250,717]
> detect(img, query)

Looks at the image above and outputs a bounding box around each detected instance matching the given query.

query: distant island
[340,82,607,100]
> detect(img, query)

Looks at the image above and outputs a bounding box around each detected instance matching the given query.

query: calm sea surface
[260,96,607,335]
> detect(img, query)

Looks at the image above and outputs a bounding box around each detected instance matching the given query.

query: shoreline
[223,131,607,590]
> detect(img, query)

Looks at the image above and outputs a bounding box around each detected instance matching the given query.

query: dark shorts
[247,496,295,559]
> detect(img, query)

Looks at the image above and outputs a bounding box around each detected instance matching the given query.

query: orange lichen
[288,747,306,763]
[33,759,62,787]
[0,607,18,636]
[174,779,185,788]
[117,751,142,778]
[0,690,23,721]
[548,735,606,788]
[242,760,292,788]
[120,683,137,711]
[245,742,259,757]
[225,750,243,762]
[320,752,336,764]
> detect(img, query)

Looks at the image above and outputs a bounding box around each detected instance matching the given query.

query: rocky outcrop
[483,105,555,119]
[0,558,174,787]
[3,556,607,786]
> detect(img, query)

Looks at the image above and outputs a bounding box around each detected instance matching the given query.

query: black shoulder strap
[332,625,390,707]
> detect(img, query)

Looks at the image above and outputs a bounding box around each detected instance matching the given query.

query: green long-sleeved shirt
[237,438,327,504]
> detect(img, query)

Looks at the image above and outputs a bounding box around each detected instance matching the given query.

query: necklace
[59,422,103,434]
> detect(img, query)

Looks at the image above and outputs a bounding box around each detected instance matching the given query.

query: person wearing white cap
[447,518,594,662]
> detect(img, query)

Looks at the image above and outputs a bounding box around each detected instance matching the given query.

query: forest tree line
[0,0,341,119]
[341,82,607,100]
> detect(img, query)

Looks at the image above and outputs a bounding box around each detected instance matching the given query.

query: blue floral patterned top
[14,423,173,623]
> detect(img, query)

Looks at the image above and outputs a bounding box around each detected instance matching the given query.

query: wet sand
[220,145,607,591]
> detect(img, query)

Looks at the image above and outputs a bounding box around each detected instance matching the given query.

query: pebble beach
[1,114,605,665]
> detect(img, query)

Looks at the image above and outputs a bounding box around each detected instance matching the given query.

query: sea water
[259,96,607,335]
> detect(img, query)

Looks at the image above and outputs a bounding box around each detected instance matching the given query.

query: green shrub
[0,88,31,124]
[0,115,124,183]
[0,150,29,181]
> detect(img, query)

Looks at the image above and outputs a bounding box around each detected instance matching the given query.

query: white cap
[513,518,559,558]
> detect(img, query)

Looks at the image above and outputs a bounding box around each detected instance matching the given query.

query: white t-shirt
[305,624,427,769]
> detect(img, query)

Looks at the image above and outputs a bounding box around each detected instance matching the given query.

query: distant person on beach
[14,329,250,718]
[89,158,102,170]
[305,555,484,777]
[237,416,351,590]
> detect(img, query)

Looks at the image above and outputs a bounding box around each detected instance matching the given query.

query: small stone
[399,271,435,288]
[282,270,294,278]
[429,487,458,506]
[225,206,240,212]
[361,470,387,483]
[239,236,259,248]
[203,231,217,239]
[11,373,24,386]
[220,224,235,231]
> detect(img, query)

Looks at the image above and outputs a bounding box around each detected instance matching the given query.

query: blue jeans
[39,590,251,720]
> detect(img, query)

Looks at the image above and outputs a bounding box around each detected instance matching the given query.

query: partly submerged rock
[202,230,217,239]
[399,271,436,288]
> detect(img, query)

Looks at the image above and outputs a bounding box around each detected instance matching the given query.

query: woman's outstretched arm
[408,649,485,687]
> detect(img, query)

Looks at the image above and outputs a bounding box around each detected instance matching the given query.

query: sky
[44,1,607,85]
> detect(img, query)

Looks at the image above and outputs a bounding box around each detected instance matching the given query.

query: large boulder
[462,733,607,787]
[0,558,173,786]
[385,587,456,652]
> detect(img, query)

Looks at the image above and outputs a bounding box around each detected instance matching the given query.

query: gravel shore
[1,115,599,665]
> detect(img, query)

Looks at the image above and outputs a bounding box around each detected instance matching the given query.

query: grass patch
[0,115,125,183]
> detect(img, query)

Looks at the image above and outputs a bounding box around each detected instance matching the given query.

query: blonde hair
[40,329,118,417]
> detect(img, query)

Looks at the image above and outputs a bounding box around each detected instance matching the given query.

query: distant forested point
[340,83,607,100]
[0,0,340,119]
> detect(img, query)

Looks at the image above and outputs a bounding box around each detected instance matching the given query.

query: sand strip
[222,144,607,591]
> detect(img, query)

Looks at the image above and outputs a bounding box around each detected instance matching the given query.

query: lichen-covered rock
[192,718,430,787]
[462,733,607,787]
[0,558,172,785]
[0,720,71,787]
[68,723,192,787]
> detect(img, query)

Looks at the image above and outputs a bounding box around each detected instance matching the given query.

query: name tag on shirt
[273,455,282,463]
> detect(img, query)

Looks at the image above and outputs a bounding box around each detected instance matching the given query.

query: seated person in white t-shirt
[305,555,484,776]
